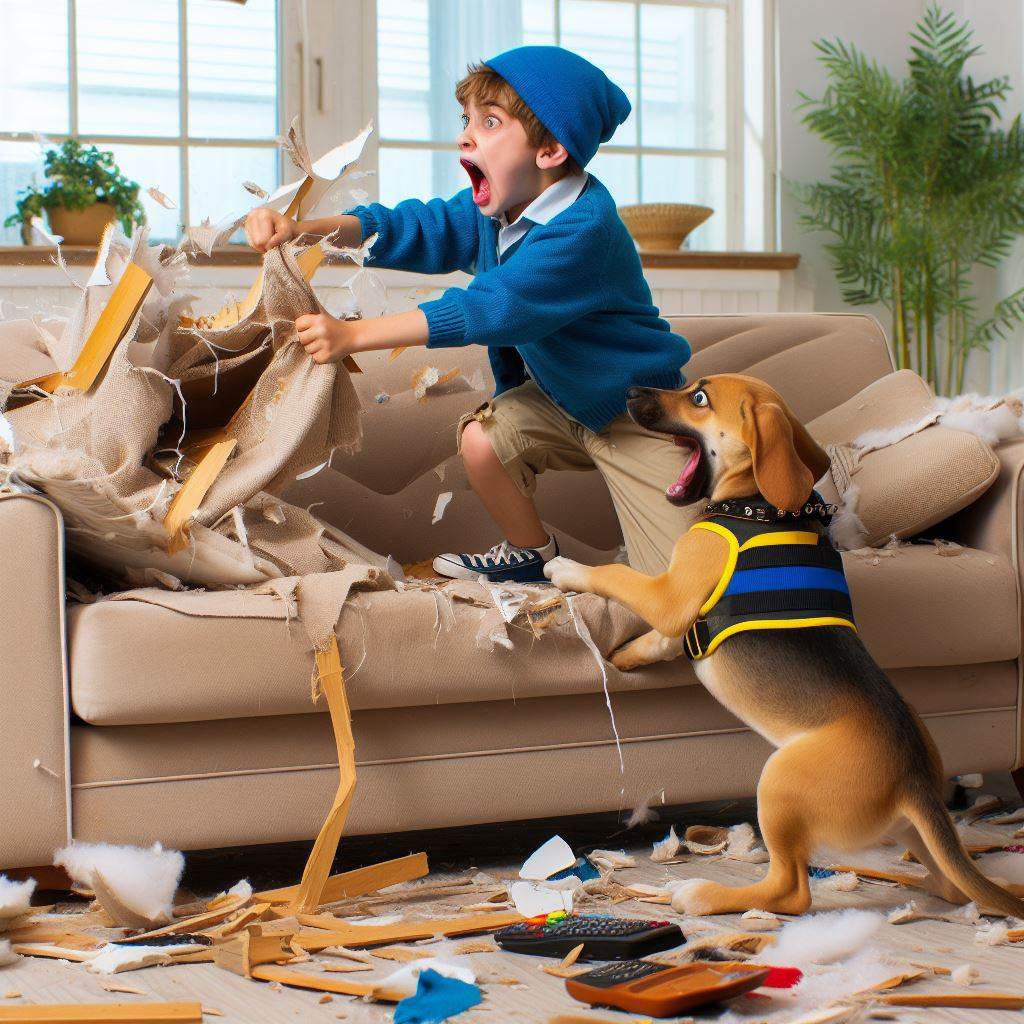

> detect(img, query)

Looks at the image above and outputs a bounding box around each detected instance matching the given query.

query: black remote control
[494,913,684,960]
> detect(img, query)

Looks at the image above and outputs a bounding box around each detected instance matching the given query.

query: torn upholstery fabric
[0,229,378,588]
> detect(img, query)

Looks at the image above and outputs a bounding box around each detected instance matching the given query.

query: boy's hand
[295,311,363,365]
[245,206,299,252]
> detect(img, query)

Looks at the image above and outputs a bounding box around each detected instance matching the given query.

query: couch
[2,312,1022,870]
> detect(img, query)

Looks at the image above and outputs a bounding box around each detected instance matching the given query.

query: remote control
[494,912,684,960]
[565,959,772,1016]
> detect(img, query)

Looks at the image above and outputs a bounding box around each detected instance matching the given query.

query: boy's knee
[459,419,497,467]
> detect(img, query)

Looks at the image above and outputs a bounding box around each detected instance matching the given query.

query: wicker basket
[618,203,713,251]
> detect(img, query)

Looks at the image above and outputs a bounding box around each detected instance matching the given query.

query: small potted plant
[4,139,146,245]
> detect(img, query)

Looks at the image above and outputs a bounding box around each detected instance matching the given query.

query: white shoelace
[468,540,531,568]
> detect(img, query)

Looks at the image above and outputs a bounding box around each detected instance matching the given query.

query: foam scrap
[651,826,683,863]
[626,789,664,828]
[431,491,453,525]
[761,909,883,966]
[0,875,36,924]
[54,841,184,928]
[0,940,18,966]
[521,836,575,881]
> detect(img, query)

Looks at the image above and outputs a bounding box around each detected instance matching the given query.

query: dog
[545,373,1024,918]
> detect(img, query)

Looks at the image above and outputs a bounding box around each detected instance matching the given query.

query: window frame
[0,0,286,238]
[369,0,776,251]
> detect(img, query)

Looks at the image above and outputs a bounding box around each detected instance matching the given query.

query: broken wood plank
[10,945,94,963]
[212,924,294,978]
[250,964,400,999]
[824,865,929,888]
[256,853,429,906]
[288,636,356,916]
[876,993,1024,1010]
[293,910,523,948]
[0,1004,202,1023]
[125,894,251,942]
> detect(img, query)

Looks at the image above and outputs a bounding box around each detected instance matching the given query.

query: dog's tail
[901,785,1024,918]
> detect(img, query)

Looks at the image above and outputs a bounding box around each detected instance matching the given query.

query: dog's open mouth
[460,158,491,206]
[666,434,707,505]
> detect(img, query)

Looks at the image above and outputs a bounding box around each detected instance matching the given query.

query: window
[375,0,773,251]
[0,0,281,244]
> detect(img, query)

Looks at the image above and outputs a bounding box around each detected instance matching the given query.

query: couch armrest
[944,440,1024,773]
[0,492,72,868]
[945,439,1024,568]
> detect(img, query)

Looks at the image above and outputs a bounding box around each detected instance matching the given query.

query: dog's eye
[691,389,709,408]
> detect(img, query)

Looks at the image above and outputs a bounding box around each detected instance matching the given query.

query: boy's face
[457,101,567,220]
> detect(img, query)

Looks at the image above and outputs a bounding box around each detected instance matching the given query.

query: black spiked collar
[702,490,837,525]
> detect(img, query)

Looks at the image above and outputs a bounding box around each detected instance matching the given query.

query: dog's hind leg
[891,823,970,905]
[672,745,812,916]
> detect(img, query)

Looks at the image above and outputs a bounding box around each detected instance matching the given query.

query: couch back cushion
[283,313,896,563]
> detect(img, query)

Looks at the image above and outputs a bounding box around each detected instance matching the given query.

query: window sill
[0,245,800,272]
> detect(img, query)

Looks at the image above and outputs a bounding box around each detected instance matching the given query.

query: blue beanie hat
[483,45,631,168]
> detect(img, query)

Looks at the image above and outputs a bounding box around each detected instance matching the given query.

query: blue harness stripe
[723,566,850,597]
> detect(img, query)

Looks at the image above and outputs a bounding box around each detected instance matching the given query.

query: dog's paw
[611,631,683,671]
[543,556,592,593]
[670,878,716,916]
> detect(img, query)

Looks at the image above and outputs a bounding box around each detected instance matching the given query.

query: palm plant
[796,5,1024,395]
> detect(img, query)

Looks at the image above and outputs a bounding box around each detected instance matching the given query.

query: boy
[245,45,693,583]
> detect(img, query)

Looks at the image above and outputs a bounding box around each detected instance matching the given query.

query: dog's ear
[743,401,817,512]
[787,411,832,484]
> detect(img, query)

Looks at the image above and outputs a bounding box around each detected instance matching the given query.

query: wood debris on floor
[0,795,1023,1023]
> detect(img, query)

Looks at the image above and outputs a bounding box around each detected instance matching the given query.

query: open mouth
[460,158,491,206]
[666,431,708,505]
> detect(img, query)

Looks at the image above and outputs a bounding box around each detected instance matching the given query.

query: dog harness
[683,491,857,661]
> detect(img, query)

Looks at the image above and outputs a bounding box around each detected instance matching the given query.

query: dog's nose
[626,387,646,402]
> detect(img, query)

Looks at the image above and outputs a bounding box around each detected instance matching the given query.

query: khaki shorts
[458,380,703,575]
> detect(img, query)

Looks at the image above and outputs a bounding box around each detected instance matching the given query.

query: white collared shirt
[493,169,589,259]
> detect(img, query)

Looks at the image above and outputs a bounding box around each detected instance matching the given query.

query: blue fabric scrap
[393,969,483,1024]
[548,855,601,883]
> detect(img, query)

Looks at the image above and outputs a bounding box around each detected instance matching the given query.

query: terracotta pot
[617,202,714,251]
[46,203,118,245]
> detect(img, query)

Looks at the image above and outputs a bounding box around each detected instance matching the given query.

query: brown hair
[455,62,581,176]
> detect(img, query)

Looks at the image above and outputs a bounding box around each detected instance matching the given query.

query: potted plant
[4,139,146,246]
[796,5,1024,395]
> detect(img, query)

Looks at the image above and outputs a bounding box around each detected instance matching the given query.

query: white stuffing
[955,773,984,789]
[588,849,636,871]
[812,870,859,893]
[87,940,200,974]
[826,479,867,550]
[975,920,1011,946]
[0,940,19,966]
[626,789,664,828]
[377,957,476,998]
[53,841,184,928]
[761,909,884,966]
[951,963,980,986]
[0,875,36,924]
[651,826,683,864]
[725,822,769,863]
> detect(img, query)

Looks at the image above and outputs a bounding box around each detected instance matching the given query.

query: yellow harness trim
[686,520,857,660]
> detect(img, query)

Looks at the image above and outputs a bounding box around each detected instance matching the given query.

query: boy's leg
[460,419,548,548]
[585,412,706,575]
[433,381,594,581]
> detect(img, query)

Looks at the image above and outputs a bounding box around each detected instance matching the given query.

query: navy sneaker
[432,535,559,583]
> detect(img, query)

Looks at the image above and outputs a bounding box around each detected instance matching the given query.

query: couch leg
[1012,766,1024,802]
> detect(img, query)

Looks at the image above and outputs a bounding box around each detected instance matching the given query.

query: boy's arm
[417,215,611,349]
[337,189,481,275]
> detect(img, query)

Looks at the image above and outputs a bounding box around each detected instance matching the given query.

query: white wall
[776,0,1024,390]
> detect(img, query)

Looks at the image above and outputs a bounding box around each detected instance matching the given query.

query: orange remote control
[565,959,771,1017]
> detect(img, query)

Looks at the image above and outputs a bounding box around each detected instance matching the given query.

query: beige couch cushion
[68,542,1018,727]
[809,371,1000,546]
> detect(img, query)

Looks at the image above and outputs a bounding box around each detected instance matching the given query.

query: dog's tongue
[667,436,701,502]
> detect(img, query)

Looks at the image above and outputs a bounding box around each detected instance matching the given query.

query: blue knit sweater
[344,175,690,431]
